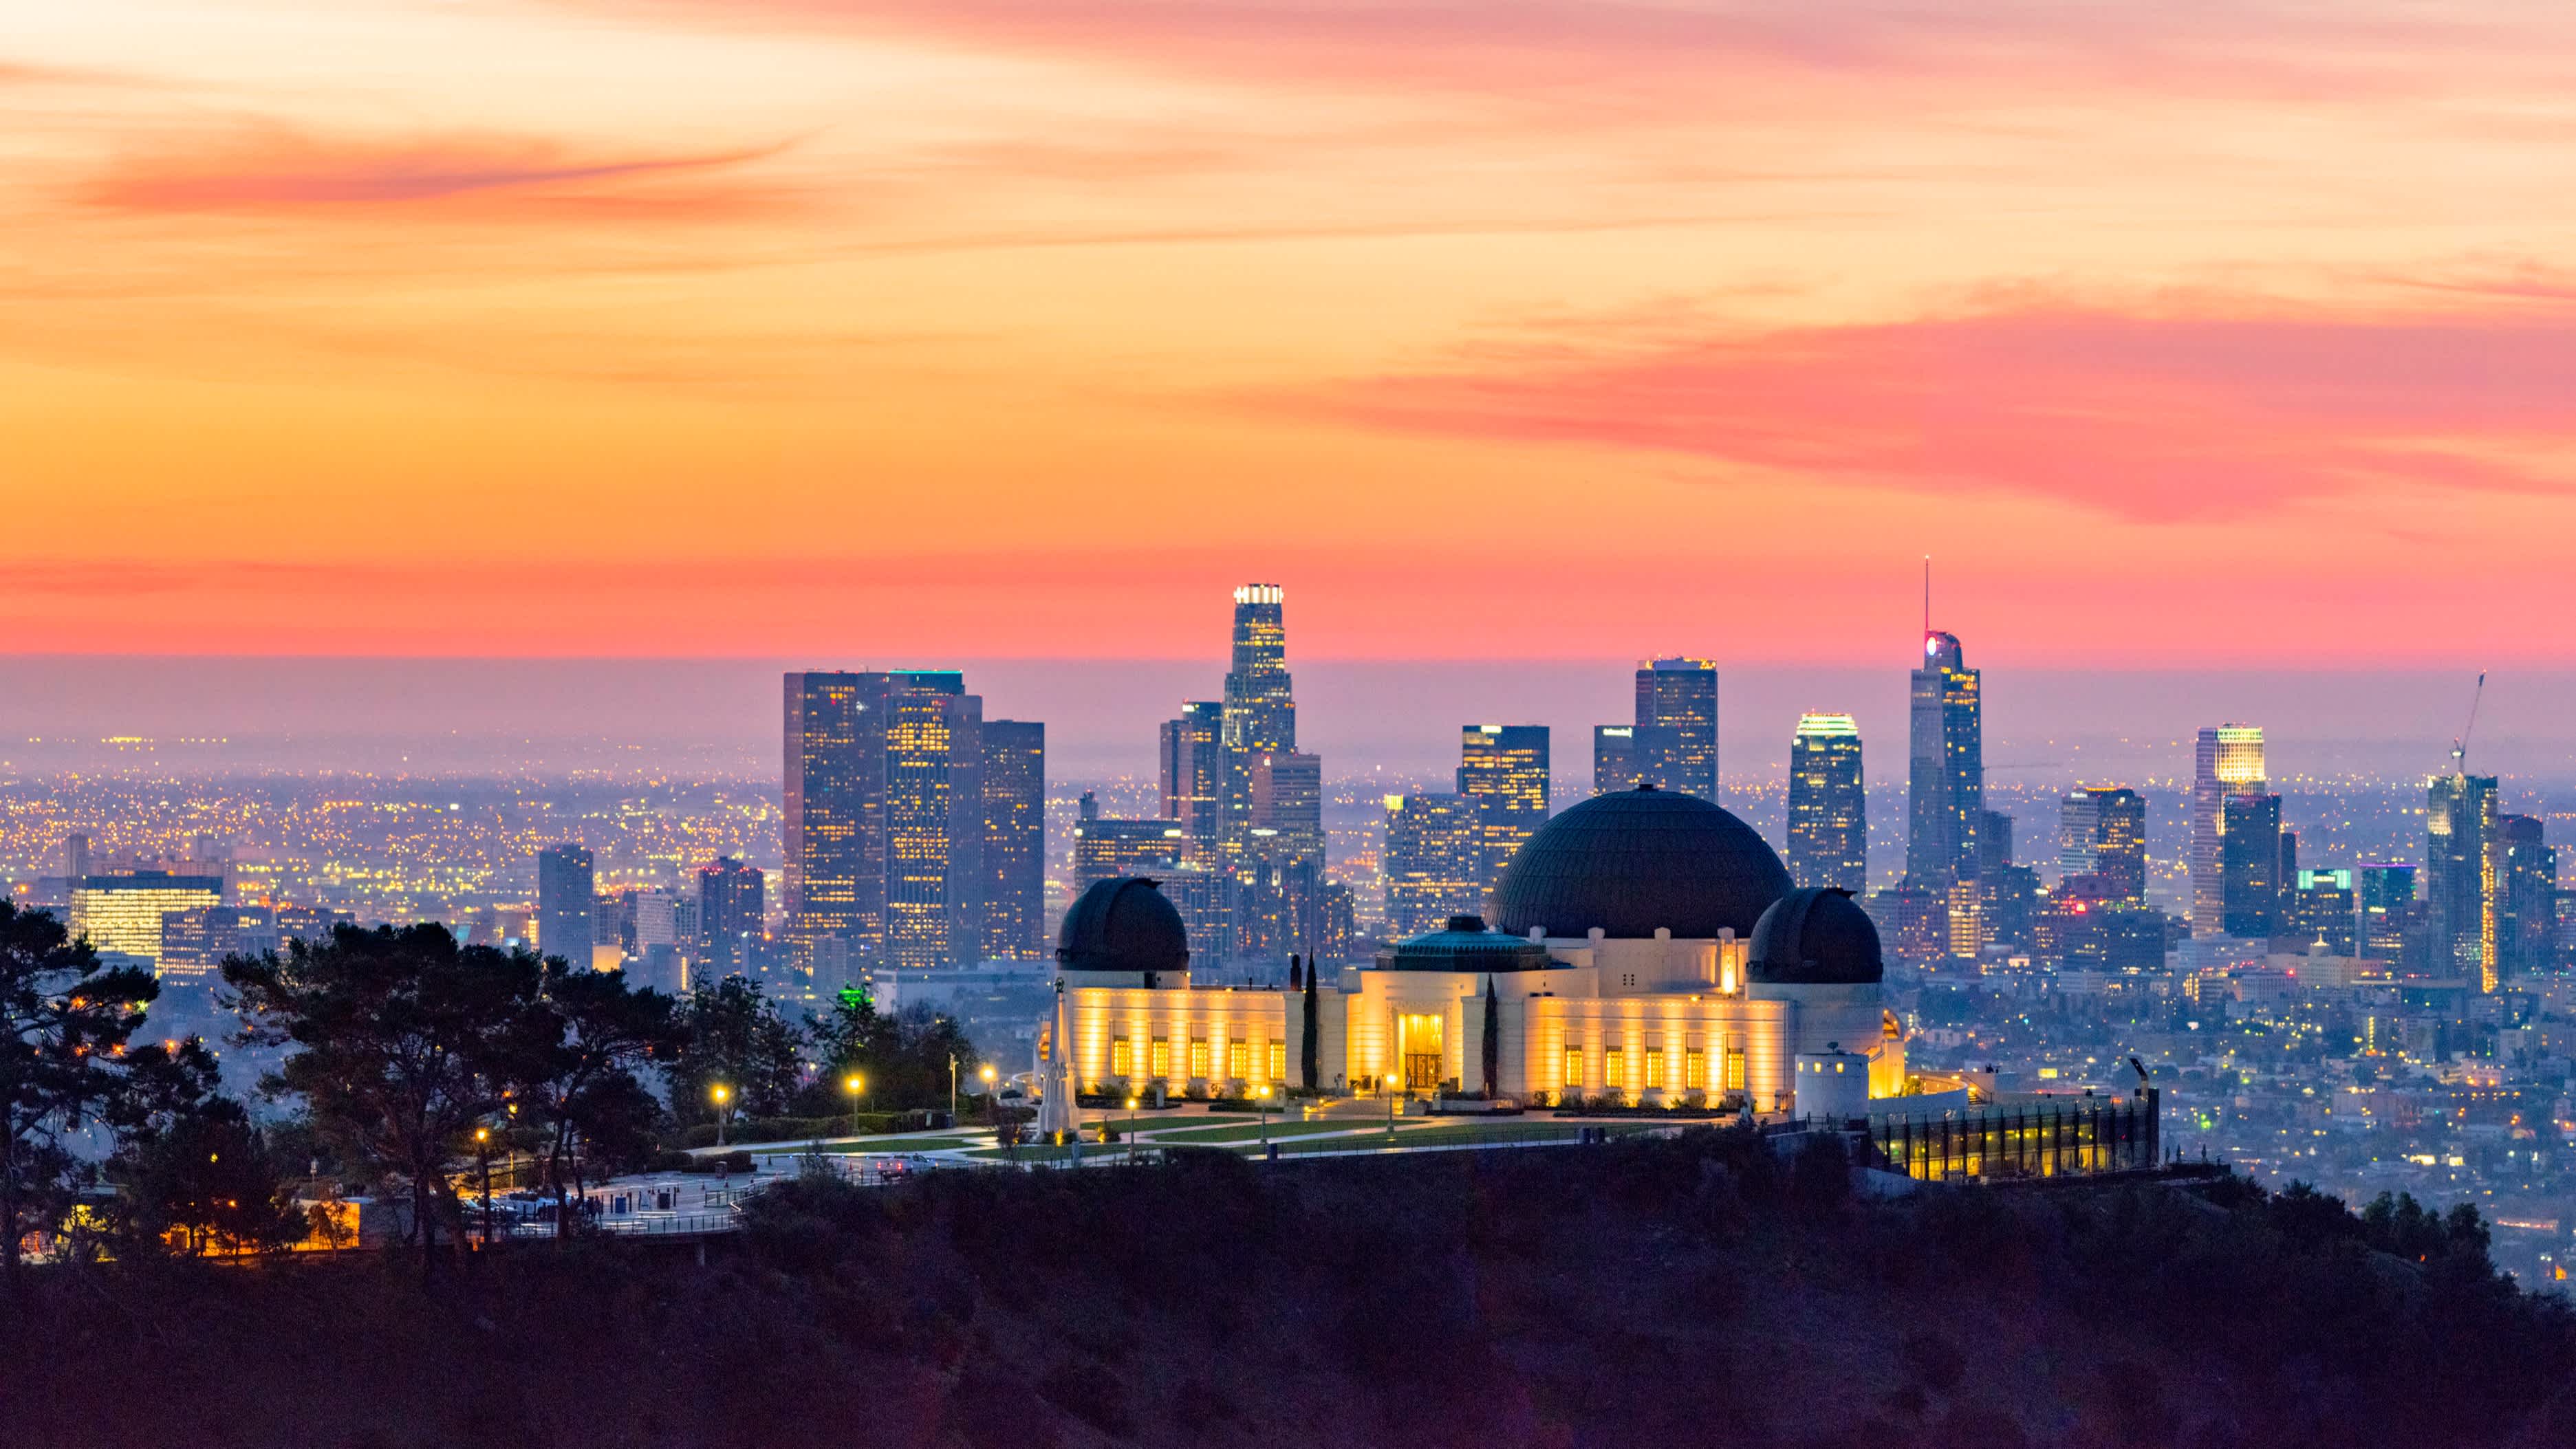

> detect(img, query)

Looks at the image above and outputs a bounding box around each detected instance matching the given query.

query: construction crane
[2449,671,2487,774]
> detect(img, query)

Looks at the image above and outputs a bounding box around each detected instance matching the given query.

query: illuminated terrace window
[1150,1038,1171,1080]
[1111,1037,1132,1078]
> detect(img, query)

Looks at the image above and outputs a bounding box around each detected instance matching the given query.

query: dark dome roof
[1746,887,1884,985]
[1384,915,1552,972]
[1056,877,1189,973]
[1491,786,1792,940]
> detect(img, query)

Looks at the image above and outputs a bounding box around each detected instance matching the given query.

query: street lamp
[1125,1096,1139,1164]
[473,1126,493,1248]
[843,1071,865,1139]
[711,1082,733,1148]
[948,1053,960,1125]
[1255,1083,1272,1157]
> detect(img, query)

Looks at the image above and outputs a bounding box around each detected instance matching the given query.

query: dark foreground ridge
[5,1129,2573,1449]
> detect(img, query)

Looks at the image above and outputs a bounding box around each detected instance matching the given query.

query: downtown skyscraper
[1592,657,1718,798]
[783,668,1041,973]
[1786,713,1865,893]
[535,841,596,968]
[1220,584,1297,860]
[2191,724,2266,935]
[2058,785,2147,904]
[979,719,1046,959]
[2427,768,2500,990]
[1457,724,1550,891]
[1905,629,1982,887]
[1158,701,1224,862]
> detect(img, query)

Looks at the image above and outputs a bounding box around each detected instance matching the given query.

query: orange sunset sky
[8,1,2576,664]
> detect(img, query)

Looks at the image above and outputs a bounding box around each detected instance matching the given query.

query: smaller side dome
[1057,877,1189,974]
[1384,915,1551,972]
[1746,887,1884,985]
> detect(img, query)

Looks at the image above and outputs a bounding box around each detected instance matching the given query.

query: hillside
[3,1129,2570,1448]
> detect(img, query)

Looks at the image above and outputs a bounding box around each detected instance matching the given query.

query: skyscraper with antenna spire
[1905,558,1983,893]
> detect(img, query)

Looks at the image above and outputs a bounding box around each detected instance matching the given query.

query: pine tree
[0,900,159,1278]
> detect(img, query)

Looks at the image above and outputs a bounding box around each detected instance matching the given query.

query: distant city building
[1592,724,1656,795]
[2355,861,2419,966]
[1866,880,1950,970]
[70,872,223,973]
[1785,713,1866,893]
[2220,793,2284,939]
[1458,725,1550,891]
[2058,785,2146,904]
[1383,793,1486,939]
[1632,658,1719,798]
[696,855,765,977]
[2288,869,2358,956]
[1158,701,1224,862]
[158,904,281,977]
[535,842,594,967]
[1074,818,1188,895]
[783,671,891,968]
[884,674,984,970]
[1219,585,1297,860]
[2191,724,2266,937]
[2498,814,2555,983]
[979,719,1046,959]
[1905,630,1982,887]
[2425,770,2500,989]
[1248,750,1325,860]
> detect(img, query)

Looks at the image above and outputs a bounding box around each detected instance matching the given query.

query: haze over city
[14,4,2576,1446]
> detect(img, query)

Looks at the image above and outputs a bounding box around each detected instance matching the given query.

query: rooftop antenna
[1922,555,1931,638]
[2451,671,2487,774]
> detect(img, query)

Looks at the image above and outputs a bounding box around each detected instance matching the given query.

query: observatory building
[1046,786,1905,1113]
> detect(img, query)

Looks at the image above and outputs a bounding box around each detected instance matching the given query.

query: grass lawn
[1145,1118,1375,1145]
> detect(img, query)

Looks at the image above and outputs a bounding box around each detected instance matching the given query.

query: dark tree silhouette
[0,900,158,1278]
[667,975,805,1122]
[1300,957,1321,1091]
[102,1038,305,1258]
[508,960,684,1239]
[226,923,541,1282]
[1481,974,1500,1098]
[803,994,977,1115]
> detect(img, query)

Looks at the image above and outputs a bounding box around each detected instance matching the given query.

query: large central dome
[1491,785,1793,940]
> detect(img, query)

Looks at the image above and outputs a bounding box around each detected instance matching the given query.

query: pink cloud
[85,129,792,219]
[1284,303,2576,520]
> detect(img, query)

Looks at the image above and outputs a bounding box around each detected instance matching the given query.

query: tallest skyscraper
[1220,584,1297,855]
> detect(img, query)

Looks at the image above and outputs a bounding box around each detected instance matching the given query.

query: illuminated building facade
[2191,724,2266,936]
[1905,631,1982,887]
[535,842,594,968]
[784,671,891,966]
[1074,818,1188,895]
[695,855,765,977]
[1218,585,1296,860]
[1632,659,1720,798]
[1457,724,1550,891]
[2426,771,2500,988]
[1248,750,1323,860]
[1383,792,1485,939]
[884,677,983,970]
[2355,862,2418,964]
[1050,791,1904,1111]
[979,719,1046,959]
[1593,724,1652,795]
[2058,785,2147,904]
[1158,702,1224,862]
[71,872,221,972]
[2286,869,2358,956]
[156,904,281,977]
[1786,713,1865,893]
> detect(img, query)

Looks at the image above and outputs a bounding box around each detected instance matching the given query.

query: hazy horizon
[3,655,2566,787]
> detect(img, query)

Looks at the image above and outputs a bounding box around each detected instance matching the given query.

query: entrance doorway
[1400,1013,1445,1091]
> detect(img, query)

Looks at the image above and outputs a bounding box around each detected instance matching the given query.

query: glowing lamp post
[473,1126,493,1247]
[711,1082,733,1148]
[843,1072,865,1138]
